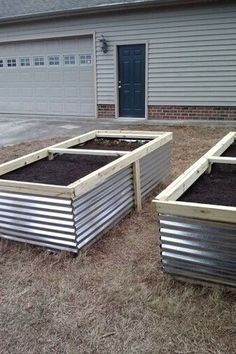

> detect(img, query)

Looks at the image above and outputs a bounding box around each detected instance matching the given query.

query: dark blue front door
[118,44,145,118]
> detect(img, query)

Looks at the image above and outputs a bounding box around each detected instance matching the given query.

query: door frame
[115,41,148,119]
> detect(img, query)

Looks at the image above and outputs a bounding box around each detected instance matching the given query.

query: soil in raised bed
[71,138,150,151]
[0,154,118,186]
[179,163,236,207]
[222,141,236,157]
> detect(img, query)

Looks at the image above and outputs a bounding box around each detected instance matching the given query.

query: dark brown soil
[1,154,118,186]
[222,141,236,157]
[179,163,236,207]
[1,138,148,186]
[72,138,149,151]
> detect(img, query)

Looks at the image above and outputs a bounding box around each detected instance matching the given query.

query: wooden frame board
[153,132,236,224]
[0,130,172,201]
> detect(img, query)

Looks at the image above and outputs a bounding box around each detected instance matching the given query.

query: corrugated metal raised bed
[153,132,236,288]
[0,130,172,253]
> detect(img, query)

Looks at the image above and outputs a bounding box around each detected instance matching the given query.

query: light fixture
[99,35,108,53]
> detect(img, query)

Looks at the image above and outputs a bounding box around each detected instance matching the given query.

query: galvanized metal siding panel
[159,214,236,287]
[0,3,235,106]
[73,167,134,250]
[140,142,171,198]
[0,191,77,252]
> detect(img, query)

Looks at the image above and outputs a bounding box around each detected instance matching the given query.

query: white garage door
[0,36,95,116]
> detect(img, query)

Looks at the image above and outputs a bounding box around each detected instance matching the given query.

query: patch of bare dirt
[0,126,236,354]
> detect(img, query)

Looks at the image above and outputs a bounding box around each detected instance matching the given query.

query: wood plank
[0,149,49,176]
[70,133,172,197]
[0,129,161,177]
[0,130,97,176]
[133,161,142,211]
[204,131,235,158]
[50,130,97,149]
[156,157,208,202]
[96,131,163,139]
[208,156,236,164]
[155,132,235,202]
[154,200,236,224]
[0,180,73,198]
[96,130,167,136]
[48,148,129,157]
[0,130,172,197]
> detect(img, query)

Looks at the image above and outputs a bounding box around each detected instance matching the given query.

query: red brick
[97,104,116,118]
[148,105,236,120]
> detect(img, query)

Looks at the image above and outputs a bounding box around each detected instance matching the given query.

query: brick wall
[97,104,116,118]
[148,105,236,120]
[97,104,236,120]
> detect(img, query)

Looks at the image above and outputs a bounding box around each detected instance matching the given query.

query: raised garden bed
[0,130,172,253]
[153,132,236,288]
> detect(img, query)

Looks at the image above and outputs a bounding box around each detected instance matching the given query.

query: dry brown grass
[1,126,236,354]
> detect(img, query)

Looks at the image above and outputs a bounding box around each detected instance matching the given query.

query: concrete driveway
[0,114,142,147]
[0,114,235,147]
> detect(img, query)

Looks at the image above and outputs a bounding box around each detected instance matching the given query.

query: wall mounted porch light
[99,35,108,53]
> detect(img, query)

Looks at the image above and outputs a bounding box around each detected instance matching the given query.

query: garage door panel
[18,88,33,97]
[79,70,93,82]
[80,102,94,115]
[64,70,81,81]
[20,72,33,80]
[49,101,64,113]
[48,71,64,82]
[79,86,94,98]
[64,102,80,115]
[4,72,16,82]
[65,87,78,97]
[23,96,35,102]
[36,102,49,113]
[0,36,94,116]
[50,87,64,98]
[35,87,48,97]
[34,71,49,82]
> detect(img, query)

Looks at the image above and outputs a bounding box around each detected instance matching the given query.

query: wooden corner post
[133,160,142,211]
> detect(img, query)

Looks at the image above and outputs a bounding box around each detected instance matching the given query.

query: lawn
[0,126,236,354]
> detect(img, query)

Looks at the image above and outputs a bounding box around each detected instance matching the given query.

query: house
[0,0,235,121]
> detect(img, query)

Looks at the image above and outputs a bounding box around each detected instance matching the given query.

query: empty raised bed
[153,132,236,288]
[0,130,172,253]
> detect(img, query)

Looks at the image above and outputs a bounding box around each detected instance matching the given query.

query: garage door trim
[0,31,97,118]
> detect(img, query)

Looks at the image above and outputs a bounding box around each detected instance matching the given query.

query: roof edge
[0,0,218,25]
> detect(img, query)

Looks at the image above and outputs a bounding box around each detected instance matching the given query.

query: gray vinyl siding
[0,2,236,107]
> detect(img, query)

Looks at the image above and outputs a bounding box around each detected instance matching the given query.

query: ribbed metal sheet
[140,143,171,198]
[73,167,134,250]
[0,191,77,252]
[159,214,236,287]
[0,142,171,253]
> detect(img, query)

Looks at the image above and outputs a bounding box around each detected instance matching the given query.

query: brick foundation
[148,105,236,120]
[97,104,115,118]
[97,104,236,120]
